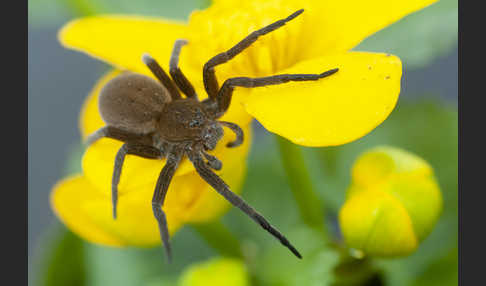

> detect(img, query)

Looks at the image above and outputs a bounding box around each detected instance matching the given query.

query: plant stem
[62,0,105,16]
[191,220,243,258]
[318,146,340,177]
[275,136,324,229]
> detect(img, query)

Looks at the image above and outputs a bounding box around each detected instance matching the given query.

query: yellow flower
[338,146,443,257]
[178,257,249,286]
[59,0,437,146]
[52,0,437,247]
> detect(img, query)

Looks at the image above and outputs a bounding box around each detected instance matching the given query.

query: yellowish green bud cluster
[339,146,442,257]
[179,257,249,286]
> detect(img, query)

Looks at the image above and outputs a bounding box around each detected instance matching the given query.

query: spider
[86,9,338,262]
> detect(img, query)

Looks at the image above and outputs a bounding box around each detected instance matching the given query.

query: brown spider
[85,9,338,262]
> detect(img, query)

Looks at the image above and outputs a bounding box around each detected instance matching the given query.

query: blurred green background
[28,0,457,285]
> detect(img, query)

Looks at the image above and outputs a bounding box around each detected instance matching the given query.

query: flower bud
[179,257,249,286]
[338,146,442,257]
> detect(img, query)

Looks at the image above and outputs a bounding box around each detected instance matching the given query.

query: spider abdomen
[99,72,171,134]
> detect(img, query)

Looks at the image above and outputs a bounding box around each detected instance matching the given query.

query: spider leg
[219,121,244,148]
[202,151,222,170]
[112,143,163,219]
[142,53,182,100]
[188,150,302,259]
[215,69,339,115]
[152,150,183,263]
[85,126,153,146]
[170,39,198,100]
[203,9,305,99]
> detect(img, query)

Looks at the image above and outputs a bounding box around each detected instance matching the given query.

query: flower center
[185,0,313,80]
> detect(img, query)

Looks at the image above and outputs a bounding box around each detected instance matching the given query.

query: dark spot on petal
[385,75,390,80]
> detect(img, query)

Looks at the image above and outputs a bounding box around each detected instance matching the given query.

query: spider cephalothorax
[86,9,338,262]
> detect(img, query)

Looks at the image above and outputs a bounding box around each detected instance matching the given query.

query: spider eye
[189,119,201,128]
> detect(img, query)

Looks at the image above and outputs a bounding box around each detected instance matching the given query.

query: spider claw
[112,188,118,220]
[288,9,304,21]
[175,39,189,46]
[164,244,172,264]
[226,141,240,148]
[319,68,339,78]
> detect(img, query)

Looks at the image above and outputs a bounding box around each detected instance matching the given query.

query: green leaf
[34,224,86,286]
[82,227,213,286]
[29,0,210,26]
[97,0,210,20]
[409,247,458,286]
[253,226,339,286]
[356,0,458,69]
[146,277,179,286]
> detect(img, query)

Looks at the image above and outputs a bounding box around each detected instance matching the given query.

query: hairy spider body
[86,9,338,262]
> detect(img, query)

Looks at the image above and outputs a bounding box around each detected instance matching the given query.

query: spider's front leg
[187,148,302,258]
[202,9,305,99]
[169,39,198,99]
[214,70,339,116]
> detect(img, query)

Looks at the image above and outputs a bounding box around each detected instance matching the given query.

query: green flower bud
[338,146,442,257]
[179,257,249,286]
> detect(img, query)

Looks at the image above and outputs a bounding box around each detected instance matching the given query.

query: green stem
[275,136,324,229]
[200,0,213,9]
[61,0,106,16]
[191,220,243,258]
[318,146,340,177]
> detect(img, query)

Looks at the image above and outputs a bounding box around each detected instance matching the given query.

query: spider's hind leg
[151,150,183,263]
[142,53,182,100]
[85,126,151,146]
[112,143,163,219]
[188,150,302,259]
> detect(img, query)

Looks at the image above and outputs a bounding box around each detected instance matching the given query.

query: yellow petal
[305,0,438,57]
[350,146,432,189]
[242,52,402,147]
[59,15,187,74]
[387,174,442,241]
[185,0,435,78]
[50,175,165,246]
